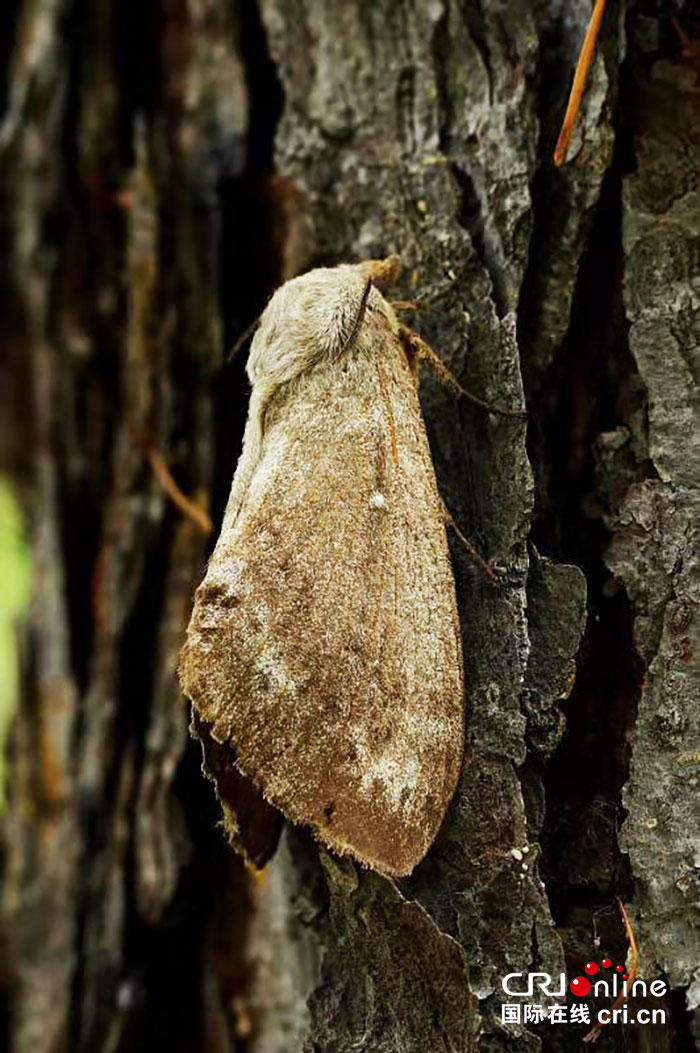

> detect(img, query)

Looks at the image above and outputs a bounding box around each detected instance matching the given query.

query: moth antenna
[554,0,607,166]
[227,315,261,363]
[399,325,527,420]
[441,502,498,587]
[341,276,373,355]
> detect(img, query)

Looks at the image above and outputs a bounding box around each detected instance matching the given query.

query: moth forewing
[180,258,464,876]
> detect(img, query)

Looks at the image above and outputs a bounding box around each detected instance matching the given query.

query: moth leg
[398,324,527,420]
[441,502,499,587]
[396,323,422,383]
[390,299,422,312]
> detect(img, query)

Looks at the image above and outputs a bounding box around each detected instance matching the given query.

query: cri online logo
[570,958,625,997]
[502,958,667,1000]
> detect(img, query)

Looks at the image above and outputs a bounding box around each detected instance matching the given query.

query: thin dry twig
[670,14,691,55]
[583,898,638,1044]
[554,0,608,166]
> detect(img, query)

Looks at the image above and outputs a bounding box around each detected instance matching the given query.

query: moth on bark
[179,256,464,877]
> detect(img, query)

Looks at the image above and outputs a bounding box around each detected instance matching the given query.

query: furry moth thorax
[247,256,402,399]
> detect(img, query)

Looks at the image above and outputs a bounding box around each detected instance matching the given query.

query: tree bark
[0,1,697,1052]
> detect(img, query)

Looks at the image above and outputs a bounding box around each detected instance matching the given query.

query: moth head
[247,256,401,392]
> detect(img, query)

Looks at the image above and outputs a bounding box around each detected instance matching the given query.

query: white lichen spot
[369,492,388,511]
[511,848,523,862]
[485,682,501,707]
[474,987,495,1001]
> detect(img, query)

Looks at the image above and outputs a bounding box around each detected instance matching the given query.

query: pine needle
[554,0,608,166]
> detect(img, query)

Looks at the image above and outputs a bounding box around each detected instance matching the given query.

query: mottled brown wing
[180,329,464,876]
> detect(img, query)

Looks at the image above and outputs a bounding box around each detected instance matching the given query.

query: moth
[180,255,464,877]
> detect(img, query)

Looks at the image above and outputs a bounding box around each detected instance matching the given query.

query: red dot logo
[585,962,598,975]
[616,965,623,972]
[570,976,591,997]
[601,958,611,968]
[623,974,628,980]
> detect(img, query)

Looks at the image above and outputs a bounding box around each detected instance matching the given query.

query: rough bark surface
[0,2,696,1052]
[608,9,700,1023]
